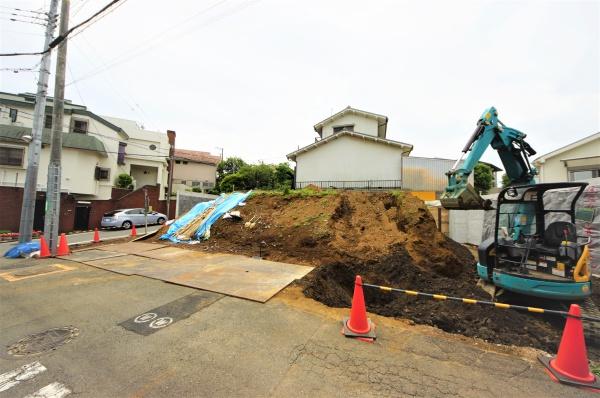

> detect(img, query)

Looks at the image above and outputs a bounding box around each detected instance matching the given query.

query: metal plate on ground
[119,292,222,335]
[59,249,127,262]
[134,246,198,260]
[7,326,79,357]
[95,242,166,254]
[167,256,313,302]
[83,255,165,276]
[0,264,75,282]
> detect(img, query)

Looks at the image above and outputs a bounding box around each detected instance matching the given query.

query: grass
[250,188,340,198]
[591,363,600,377]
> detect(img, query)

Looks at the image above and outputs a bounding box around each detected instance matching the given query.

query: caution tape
[361,282,600,322]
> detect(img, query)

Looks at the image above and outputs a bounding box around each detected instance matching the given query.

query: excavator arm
[440,107,537,210]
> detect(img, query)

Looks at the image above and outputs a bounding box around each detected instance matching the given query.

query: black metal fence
[295,180,402,190]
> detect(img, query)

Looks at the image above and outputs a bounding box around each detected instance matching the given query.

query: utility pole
[18,0,59,243]
[166,130,176,220]
[44,0,70,255]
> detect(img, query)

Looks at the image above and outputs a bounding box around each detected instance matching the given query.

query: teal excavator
[441,107,592,300]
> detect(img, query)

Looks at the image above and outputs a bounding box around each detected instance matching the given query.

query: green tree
[501,173,511,188]
[274,162,294,189]
[116,173,133,189]
[474,163,494,194]
[217,157,247,184]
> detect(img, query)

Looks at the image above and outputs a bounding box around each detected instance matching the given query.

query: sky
[0,0,598,167]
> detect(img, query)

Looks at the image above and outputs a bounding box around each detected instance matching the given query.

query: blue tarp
[4,241,40,258]
[160,191,252,243]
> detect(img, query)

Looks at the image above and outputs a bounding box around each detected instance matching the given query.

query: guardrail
[295,180,402,190]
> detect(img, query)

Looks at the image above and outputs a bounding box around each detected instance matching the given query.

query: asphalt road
[0,255,593,397]
[0,225,161,255]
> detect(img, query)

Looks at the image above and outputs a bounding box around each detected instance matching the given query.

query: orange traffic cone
[131,224,137,237]
[56,233,70,256]
[38,235,50,258]
[539,304,599,390]
[342,275,376,340]
[93,228,100,243]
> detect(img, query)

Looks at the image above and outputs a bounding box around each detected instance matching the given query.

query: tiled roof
[0,124,107,157]
[174,149,220,165]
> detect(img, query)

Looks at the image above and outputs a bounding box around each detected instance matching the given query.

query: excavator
[441,107,592,301]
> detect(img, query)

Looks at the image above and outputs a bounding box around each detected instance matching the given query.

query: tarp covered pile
[160,191,251,243]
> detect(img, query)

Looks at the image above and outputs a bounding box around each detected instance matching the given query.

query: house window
[191,181,201,187]
[175,160,181,164]
[182,161,188,165]
[333,124,354,133]
[94,166,110,181]
[569,168,600,182]
[0,146,25,166]
[203,181,214,188]
[180,180,187,185]
[9,108,18,123]
[118,142,127,165]
[44,114,53,129]
[72,119,88,133]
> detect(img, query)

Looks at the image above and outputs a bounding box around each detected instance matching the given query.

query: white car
[100,208,167,229]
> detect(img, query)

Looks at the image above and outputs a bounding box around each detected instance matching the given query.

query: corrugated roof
[174,149,220,165]
[0,125,108,157]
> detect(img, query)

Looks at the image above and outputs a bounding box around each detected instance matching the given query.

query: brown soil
[152,191,576,355]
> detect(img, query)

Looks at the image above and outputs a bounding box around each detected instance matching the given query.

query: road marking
[0,264,75,282]
[134,313,157,323]
[0,361,47,392]
[148,317,173,329]
[24,382,71,398]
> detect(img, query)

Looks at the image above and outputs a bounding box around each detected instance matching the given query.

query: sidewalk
[0,255,592,397]
[0,225,161,254]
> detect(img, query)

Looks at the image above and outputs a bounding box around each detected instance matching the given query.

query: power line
[0,10,53,22]
[0,5,49,16]
[0,0,124,57]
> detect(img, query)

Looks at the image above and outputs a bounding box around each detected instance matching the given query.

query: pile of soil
[154,191,570,353]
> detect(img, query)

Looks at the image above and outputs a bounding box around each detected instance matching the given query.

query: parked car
[101,208,167,229]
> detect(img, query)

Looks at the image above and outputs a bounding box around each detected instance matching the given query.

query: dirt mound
[154,190,565,353]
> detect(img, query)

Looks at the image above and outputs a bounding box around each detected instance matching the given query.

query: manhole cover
[7,326,79,357]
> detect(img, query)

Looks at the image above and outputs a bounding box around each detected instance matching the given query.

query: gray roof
[0,124,108,157]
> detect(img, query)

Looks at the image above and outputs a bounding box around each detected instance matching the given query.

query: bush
[474,163,494,194]
[116,173,133,189]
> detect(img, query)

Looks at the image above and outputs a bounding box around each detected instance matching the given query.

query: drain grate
[7,326,79,357]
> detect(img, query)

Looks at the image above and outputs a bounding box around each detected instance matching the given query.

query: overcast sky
[1,0,598,166]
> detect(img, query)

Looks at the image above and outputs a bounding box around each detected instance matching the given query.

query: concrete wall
[321,114,379,139]
[173,161,216,184]
[295,134,403,183]
[536,137,600,182]
[448,209,486,245]
[176,191,219,217]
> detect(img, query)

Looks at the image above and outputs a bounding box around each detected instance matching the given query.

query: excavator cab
[477,182,592,300]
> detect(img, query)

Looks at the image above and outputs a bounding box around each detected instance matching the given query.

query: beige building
[533,132,600,183]
[287,106,413,189]
[0,92,169,200]
[172,149,220,192]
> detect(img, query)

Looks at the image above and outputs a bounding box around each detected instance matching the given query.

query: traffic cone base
[38,235,51,258]
[56,233,70,256]
[538,304,599,390]
[342,317,376,339]
[93,228,100,243]
[342,275,376,340]
[538,355,600,390]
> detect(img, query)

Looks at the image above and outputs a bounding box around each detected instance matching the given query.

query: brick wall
[0,184,176,233]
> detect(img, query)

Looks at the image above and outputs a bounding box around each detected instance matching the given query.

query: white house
[287,106,413,189]
[533,132,600,183]
[0,92,169,200]
[171,149,220,193]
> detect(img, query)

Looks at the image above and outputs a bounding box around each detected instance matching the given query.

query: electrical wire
[0,107,170,155]
[0,0,124,57]
[0,5,49,16]
[0,10,53,22]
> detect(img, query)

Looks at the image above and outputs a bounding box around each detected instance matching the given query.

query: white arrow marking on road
[24,382,71,398]
[0,361,47,392]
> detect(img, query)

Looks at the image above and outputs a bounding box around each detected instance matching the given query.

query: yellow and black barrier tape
[360,282,600,322]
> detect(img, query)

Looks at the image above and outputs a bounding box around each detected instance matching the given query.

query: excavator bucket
[440,183,493,210]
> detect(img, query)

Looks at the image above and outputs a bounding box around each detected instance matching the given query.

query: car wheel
[157,217,166,225]
[122,221,132,230]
